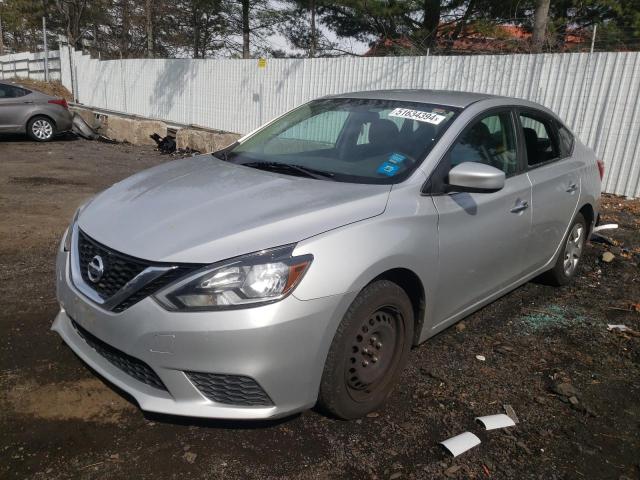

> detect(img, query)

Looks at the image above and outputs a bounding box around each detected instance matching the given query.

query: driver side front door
[430,109,532,326]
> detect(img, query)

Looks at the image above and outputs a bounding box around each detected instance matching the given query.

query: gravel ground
[1,134,639,480]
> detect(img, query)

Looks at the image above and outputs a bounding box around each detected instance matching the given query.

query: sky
[264,1,371,56]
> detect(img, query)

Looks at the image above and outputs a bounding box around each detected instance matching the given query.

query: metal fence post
[43,16,49,82]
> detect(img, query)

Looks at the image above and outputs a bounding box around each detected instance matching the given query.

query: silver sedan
[0,81,73,141]
[52,90,601,420]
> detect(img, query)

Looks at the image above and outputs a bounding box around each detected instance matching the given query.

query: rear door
[518,109,581,272]
[430,109,532,323]
[0,84,31,131]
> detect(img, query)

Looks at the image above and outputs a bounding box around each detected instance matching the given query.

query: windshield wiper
[240,161,336,181]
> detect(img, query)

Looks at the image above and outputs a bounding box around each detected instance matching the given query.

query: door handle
[510,200,529,213]
[566,183,578,193]
[22,101,34,104]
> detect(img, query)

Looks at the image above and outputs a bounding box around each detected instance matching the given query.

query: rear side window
[0,84,29,98]
[519,113,560,167]
[557,123,575,157]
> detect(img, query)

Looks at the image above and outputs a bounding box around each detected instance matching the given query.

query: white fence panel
[63,50,640,197]
[0,50,61,81]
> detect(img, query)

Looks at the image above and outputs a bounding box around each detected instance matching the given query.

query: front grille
[112,266,195,313]
[78,230,147,300]
[75,230,201,312]
[72,319,167,391]
[186,371,273,407]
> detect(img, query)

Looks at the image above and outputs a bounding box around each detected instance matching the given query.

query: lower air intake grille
[72,319,167,391]
[186,371,273,407]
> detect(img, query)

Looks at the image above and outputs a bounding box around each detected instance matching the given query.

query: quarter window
[557,123,575,157]
[449,112,518,176]
[519,113,560,166]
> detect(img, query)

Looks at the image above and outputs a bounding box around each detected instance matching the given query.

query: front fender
[292,203,439,314]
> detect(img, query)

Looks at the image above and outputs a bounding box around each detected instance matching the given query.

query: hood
[78,156,391,263]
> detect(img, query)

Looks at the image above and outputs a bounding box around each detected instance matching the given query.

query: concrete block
[102,116,137,144]
[135,120,167,146]
[213,132,240,149]
[176,129,240,153]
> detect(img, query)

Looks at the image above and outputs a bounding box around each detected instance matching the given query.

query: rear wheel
[27,116,55,142]
[318,280,414,419]
[544,213,587,286]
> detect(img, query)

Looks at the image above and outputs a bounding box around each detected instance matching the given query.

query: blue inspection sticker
[377,161,400,176]
[388,152,406,164]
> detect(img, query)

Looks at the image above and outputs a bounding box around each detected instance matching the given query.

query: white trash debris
[476,413,516,430]
[602,252,615,263]
[607,324,630,332]
[592,223,618,232]
[475,355,486,361]
[440,432,481,457]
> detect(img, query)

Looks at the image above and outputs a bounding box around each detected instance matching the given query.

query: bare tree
[145,0,153,57]
[0,15,4,56]
[532,0,550,52]
[241,0,249,58]
[309,0,316,57]
[54,0,89,47]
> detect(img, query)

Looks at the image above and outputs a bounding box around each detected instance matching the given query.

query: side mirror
[446,162,505,193]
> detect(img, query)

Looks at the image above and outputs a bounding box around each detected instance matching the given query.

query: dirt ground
[1,134,638,480]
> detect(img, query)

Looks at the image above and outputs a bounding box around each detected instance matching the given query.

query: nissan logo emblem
[87,255,105,283]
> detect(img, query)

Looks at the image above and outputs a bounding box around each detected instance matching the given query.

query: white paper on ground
[439,432,481,457]
[476,413,516,430]
[593,223,619,232]
[607,324,630,332]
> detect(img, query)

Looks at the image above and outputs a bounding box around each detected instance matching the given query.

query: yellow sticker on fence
[258,58,267,69]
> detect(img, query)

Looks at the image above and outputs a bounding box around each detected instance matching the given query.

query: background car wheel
[544,213,587,286]
[318,280,414,419]
[27,116,55,142]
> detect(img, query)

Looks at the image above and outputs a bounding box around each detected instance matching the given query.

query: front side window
[449,112,518,176]
[223,98,459,184]
[519,113,559,166]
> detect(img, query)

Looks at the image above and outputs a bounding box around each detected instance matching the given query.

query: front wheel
[318,280,414,419]
[544,213,587,286]
[27,116,55,142]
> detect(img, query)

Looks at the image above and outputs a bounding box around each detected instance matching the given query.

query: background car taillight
[596,159,605,181]
[48,98,69,110]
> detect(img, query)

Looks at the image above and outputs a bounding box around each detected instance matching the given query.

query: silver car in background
[0,81,72,141]
[52,90,602,420]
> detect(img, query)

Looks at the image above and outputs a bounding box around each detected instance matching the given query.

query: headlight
[62,207,82,252]
[154,245,313,311]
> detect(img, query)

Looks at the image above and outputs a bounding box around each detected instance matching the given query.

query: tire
[27,116,55,142]
[318,280,414,419]
[543,213,587,286]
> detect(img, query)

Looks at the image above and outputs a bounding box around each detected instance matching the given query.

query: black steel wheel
[318,280,414,419]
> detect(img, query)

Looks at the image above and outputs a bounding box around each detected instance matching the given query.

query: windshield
[222,98,459,184]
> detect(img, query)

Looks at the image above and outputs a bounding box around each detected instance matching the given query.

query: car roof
[0,80,29,90]
[326,89,552,110]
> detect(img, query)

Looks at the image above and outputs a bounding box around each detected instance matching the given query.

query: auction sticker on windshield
[389,108,446,125]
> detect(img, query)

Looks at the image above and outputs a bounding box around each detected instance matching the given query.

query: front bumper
[52,247,355,419]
